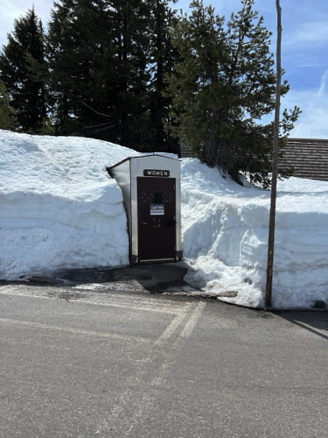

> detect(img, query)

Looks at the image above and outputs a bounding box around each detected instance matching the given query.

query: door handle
[140,221,148,225]
[164,219,177,227]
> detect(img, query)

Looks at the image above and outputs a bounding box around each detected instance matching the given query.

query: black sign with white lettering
[143,169,170,177]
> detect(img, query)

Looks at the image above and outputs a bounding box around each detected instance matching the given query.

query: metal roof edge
[106,153,180,171]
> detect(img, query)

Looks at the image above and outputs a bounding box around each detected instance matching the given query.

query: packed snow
[1,129,327,309]
[181,160,328,309]
[0,130,140,277]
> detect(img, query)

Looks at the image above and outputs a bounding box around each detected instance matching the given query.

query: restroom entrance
[137,177,176,262]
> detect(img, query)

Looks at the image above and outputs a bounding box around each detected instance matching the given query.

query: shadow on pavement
[0,263,205,296]
[56,263,191,294]
[273,310,328,341]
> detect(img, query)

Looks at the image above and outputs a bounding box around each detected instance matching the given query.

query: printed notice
[150,204,165,215]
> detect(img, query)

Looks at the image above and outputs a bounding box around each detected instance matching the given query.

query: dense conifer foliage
[46,0,178,152]
[0,81,17,130]
[165,0,300,186]
[0,0,299,176]
[0,8,47,133]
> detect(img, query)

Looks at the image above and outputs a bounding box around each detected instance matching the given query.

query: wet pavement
[1,263,217,298]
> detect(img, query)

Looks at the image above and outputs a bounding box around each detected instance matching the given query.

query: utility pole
[265,0,282,308]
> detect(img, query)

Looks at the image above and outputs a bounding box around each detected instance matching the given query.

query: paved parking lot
[1,281,328,438]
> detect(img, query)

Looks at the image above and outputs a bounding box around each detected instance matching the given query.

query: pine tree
[146,0,179,153]
[102,0,152,148]
[47,0,152,149]
[0,81,17,130]
[46,0,107,135]
[165,0,300,186]
[0,8,47,133]
[46,0,179,152]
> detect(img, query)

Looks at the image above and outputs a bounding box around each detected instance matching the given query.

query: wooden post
[265,0,282,308]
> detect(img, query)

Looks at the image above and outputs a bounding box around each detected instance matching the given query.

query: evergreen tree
[47,0,179,152]
[146,0,179,153]
[165,0,300,186]
[0,8,47,133]
[46,0,107,135]
[0,81,17,130]
[102,0,152,148]
[47,0,152,149]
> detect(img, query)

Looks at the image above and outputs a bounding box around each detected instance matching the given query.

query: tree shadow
[273,309,328,341]
[0,263,196,295]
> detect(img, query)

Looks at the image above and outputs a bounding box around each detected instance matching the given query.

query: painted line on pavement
[0,286,183,314]
[0,317,151,344]
[179,301,207,339]
[154,303,193,345]
[120,300,207,437]
[151,301,206,387]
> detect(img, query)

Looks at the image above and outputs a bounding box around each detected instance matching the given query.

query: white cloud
[292,107,328,139]
[294,68,328,138]
[317,68,328,97]
[257,69,328,139]
[284,22,328,49]
[281,84,328,139]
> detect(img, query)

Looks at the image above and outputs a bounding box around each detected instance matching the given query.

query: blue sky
[1,0,327,138]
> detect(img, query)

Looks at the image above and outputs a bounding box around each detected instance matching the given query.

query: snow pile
[0,130,141,279]
[1,129,328,309]
[181,159,328,309]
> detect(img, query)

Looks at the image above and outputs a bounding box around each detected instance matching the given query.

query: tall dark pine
[103,0,152,148]
[46,0,107,135]
[47,0,179,152]
[166,0,300,187]
[0,8,47,133]
[146,0,179,153]
[47,0,153,149]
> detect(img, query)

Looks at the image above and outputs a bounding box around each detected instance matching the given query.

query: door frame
[137,176,177,262]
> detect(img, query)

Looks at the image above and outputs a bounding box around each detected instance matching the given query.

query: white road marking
[154,303,192,345]
[0,317,151,344]
[179,301,207,338]
[0,286,204,348]
[1,284,208,437]
[151,301,206,388]
[121,301,207,437]
[0,286,183,314]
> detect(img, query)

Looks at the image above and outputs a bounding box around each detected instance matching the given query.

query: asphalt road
[1,281,328,438]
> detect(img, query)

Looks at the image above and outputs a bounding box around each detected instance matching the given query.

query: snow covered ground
[1,129,327,309]
[181,159,328,309]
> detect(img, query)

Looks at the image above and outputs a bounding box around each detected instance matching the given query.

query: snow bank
[1,129,327,309]
[181,158,328,309]
[0,130,140,279]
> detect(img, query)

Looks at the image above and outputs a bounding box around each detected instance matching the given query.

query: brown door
[137,177,176,262]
